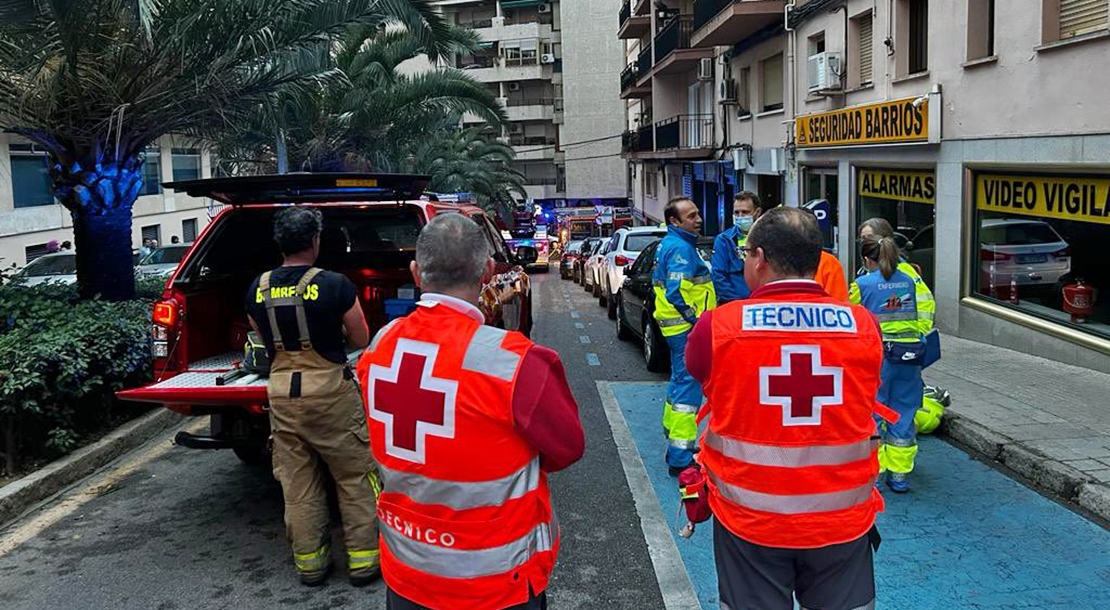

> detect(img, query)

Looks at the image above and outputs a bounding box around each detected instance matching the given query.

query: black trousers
[713,519,877,610]
[386,587,548,610]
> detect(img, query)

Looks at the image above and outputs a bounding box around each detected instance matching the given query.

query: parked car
[559,240,584,279]
[117,173,537,464]
[11,252,77,286]
[575,237,602,286]
[979,218,1071,291]
[585,236,612,296]
[136,244,192,278]
[598,227,668,317]
[615,236,715,372]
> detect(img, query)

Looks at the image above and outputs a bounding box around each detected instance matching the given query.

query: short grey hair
[416,213,491,291]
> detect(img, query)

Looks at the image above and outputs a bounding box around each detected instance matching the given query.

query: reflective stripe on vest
[378,458,541,511]
[657,316,692,327]
[462,325,522,381]
[705,430,877,468]
[709,471,876,515]
[381,519,555,580]
[882,330,920,341]
[876,311,918,322]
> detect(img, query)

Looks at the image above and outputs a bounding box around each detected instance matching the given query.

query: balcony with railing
[690,0,785,48]
[504,96,556,122]
[620,62,652,99]
[652,15,713,76]
[621,124,655,157]
[618,2,651,39]
[635,44,653,81]
[653,114,715,158]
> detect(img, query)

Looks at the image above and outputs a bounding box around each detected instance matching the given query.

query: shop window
[971,171,1110,338]
[10,144,54,208]
[760,54,784,112]
[854,168,936,289]
[966,0,996,60]
[140,145,162,196]
[850,11,874,87]
[171,148,201,182]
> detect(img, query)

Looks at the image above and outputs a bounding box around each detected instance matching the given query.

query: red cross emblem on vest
[759,345,843,427]
[368,339,458,463]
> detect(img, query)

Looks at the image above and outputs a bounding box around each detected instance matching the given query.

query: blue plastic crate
[384,298,418,320]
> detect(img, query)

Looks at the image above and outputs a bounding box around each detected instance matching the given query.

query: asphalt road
[0,270,669,610]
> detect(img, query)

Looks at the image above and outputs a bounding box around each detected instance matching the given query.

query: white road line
[0,419,202,557]
[595,381,701,610]
[586,353,601,366]
[574,322,585,329]
[570,311,580,319]
[579,335,591,344]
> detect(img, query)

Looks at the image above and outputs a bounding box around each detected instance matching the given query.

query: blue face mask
[734,214,754,233]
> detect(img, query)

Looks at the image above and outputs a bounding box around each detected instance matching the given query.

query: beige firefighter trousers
[268,347,380,577]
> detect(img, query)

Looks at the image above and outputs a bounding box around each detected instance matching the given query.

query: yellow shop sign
[858,169,936,205]
[796,97,930,148]
[976,173,1110,226]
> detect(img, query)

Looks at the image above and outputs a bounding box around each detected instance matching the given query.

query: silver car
[979,218,1071,289]
[136,244,191,278]
[12,252,77,286]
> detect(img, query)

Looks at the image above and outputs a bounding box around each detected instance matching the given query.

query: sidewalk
[928,334,1110,521]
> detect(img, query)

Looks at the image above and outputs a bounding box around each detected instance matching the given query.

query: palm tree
[0,0,454,300]
[402,127,526,217]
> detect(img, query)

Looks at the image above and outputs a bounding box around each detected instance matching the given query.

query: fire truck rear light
[153,301,178,327]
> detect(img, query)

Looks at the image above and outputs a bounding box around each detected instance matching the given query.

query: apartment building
[0,135,215,266]
[435,0,628,206]
[619,0,1110,371]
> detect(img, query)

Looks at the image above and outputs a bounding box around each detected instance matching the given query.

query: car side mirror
[514,245,538,266]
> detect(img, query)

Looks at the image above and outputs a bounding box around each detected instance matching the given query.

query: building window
[967,0,996,60]
[737,67,752,117]
[855,168,937,290]
[1057,0,1108,40]
[760,54,784,113]
[850,11,874,87]
[171,148,201,182]
[140,145,162,196]
[25,243,50,263]
[182,218,198,243]
[142,224,161,246]
[908,0,928,74]
[645,167,658,198]
[10,144,54,208]
[971,171,1110,339]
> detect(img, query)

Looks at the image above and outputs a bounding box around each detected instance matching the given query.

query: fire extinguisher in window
[1062,279,1095,324]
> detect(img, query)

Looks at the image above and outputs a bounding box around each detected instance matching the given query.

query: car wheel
[643,316,668,373]
[599,281,609,307]
[607,288,618,320]
[616,298,632,341]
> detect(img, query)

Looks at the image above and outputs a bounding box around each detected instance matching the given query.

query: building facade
[0,135,215,266]
[619,0,1110,371]
[434,0,628,206]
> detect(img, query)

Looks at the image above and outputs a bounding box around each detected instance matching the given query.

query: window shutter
[182,219,198,243]
[1060,0,1108,39]
[859,15,873,85]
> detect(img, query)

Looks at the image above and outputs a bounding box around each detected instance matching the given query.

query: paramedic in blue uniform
[711,191,768,305]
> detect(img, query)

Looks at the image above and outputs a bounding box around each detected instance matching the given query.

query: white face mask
[734,214,754,233]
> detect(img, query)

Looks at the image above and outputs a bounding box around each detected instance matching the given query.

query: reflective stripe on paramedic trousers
[381,519,556,580]
[705,430,877,468]
[377,458,541,511]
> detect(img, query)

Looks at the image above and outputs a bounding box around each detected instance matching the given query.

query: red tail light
[153,299,179,327]
[981,249,1011,262]
[615,255,632,267]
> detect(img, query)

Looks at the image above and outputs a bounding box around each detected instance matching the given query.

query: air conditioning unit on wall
[541,53,556,64]
[508,82,521,91]
[807,51,842,92]
[538,3,552,13]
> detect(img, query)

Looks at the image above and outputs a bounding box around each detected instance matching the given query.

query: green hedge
[0,276,163,476]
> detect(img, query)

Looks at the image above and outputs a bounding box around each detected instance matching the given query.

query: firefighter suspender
[259,267,324,352]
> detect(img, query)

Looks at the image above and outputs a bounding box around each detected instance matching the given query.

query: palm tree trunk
[53,154,144,301]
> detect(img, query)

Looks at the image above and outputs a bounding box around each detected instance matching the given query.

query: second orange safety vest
[700,290,886,549]
[357,302,557,610]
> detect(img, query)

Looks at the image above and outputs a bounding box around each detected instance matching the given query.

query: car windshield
[140,246,188,265]
[567,240,584,253]
[625,233,666,252]
[22,254,76,276]
[982,223,1061,246]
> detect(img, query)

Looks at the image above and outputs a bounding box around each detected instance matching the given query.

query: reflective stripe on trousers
[377,458,541,511]
[294,543,330,573]
[381,518,556,580]
[705,430,877,468]
[348,548,381,570]
[708,471,875,515]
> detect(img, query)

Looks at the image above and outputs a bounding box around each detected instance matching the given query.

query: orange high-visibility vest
[816,251,850,302]
[357,302,557,610]
[700,291,886,549]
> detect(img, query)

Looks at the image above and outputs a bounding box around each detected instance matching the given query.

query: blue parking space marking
[586,353,601,367]
[607,382,1110,610]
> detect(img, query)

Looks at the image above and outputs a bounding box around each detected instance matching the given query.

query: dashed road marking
[570,311,580,319]
[579,335,592,344]
[586,353,601,366]
[574,322,585,329]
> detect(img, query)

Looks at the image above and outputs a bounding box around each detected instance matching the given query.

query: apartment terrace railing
[654,114,714,151]
[524,177,559,186]
[692,0,732,31]
[458,18,494,29]
[505,96,556,107]
[654,15,695,63]
[636,45,653,80]
[509,136,558,147]
[619,2,632,29]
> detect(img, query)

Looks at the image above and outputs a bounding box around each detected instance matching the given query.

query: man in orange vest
[816,249,850,302]
[685,207,894,610]
[358,213,585,610]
